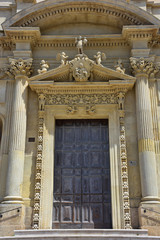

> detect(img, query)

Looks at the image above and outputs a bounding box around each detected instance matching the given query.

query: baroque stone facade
[1,0,160,238]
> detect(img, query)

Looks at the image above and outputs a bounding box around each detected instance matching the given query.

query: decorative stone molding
[4,28,40,47]
[32,105,44,229]
[117,92,132,229]
[14,5,143,28]
[6,58,33,78]
[35,40,129,49]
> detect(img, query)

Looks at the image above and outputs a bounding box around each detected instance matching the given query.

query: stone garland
[119,109,132,229]
[32,109,44,229]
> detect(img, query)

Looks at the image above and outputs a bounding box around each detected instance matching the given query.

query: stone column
[149,71,160,155]
[3,58,32,203]
[130,57,159,202]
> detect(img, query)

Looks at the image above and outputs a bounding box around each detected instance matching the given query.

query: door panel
[53,119,112,229]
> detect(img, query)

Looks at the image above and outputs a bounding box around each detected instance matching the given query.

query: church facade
[1,0,160,237]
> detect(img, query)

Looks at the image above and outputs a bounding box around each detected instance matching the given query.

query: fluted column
[3,58,32,203]
[130,57,159,202]
[149,73,160,154]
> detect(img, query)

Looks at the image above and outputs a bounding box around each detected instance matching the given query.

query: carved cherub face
[41,60,46,64]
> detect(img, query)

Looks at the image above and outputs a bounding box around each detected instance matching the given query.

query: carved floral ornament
[130,57,160,78]
[5,58,33,78]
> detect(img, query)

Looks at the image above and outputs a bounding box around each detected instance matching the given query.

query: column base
[2,196,23,204]
[141,196,160,203]
[139,201,160,236]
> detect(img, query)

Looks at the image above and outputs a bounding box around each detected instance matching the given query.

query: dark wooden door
[53,119,112,229]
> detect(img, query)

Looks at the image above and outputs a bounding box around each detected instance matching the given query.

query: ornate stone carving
[67,105,77,114]
[66,104,96,114]
[130,57,154,76]
[38,60,49,74]
[6,58,33,77]
[75,36,87,54]
[94,52,106,65]
[86,105,96,114]
[118,93,132,229]
[117,92,125,110]
[33,213,39,221]
[46,93,117,106]
[34,203,40,211]
[115,59,125,74]
[69,54,94,82]
[32,106,44,229]
[149,65,159,79]
[56,52,69,65]
[38,94,46,111]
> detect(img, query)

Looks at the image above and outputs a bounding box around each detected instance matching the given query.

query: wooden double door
[53,119,112,229]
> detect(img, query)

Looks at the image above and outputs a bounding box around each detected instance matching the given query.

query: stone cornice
[1,30,159,50]
[29,81,135,95]
[0,33,130,50]
[122,25,159,41]
[4,27,41,45]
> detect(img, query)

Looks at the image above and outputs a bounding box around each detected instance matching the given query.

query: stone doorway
[53,119,112,229]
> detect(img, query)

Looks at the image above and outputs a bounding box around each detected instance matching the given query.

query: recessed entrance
[53,119,112,229]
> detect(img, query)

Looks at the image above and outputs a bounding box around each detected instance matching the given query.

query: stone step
[0,229,160,240]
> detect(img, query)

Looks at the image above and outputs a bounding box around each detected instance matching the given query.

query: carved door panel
[53,119,112,229]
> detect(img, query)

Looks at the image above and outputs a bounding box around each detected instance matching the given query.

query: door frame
[38,104,123,229]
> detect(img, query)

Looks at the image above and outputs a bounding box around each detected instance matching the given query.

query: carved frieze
[46,93,118,105]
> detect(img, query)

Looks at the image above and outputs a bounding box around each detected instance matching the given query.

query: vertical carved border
[118,92,132,229]
[32,94,45,229]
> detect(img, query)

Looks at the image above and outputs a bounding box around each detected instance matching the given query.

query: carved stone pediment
[29,57,135,83]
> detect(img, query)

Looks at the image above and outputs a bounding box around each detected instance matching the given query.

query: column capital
[130,57,156,77]
[6,58,33,78]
